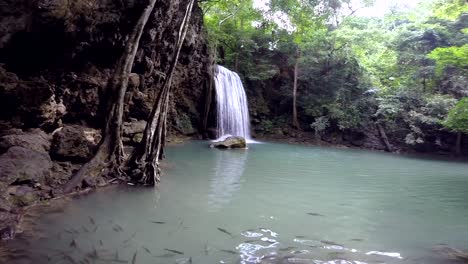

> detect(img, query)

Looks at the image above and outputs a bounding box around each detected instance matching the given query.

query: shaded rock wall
[0,0,212,240]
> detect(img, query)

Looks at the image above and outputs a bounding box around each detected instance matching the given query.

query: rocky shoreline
[0,124,192,242]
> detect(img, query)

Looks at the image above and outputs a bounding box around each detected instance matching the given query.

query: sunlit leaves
[428,44,468,76]
[443,97,468,133]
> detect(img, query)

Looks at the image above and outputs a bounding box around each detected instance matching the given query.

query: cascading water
[214,65,251,141]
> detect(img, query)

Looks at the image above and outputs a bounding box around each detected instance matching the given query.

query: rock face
[0,0,211,134]
[0,129,51,154]
[210,136,247,149]
[51,125,101,162]
[0,0,212,240]
[0,146,52,185]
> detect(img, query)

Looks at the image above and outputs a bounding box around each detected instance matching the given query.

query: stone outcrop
[0,129,51,154]
[210,136,247,149]
[50,125,101,162]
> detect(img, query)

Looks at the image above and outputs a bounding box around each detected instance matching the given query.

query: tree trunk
[128,0,195,185]
[292,50,300,129]
[377,123,392,152]
[62,0,157,193]
[455,132,462,155]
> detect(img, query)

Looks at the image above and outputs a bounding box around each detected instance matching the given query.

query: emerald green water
[8,141,468,263]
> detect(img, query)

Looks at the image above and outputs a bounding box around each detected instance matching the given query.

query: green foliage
[310,116,329,138]
[428,44,468,76]
[202,0,468,148]
[432,0,468,21]
[259,120,274,133]
[443,97,468,133]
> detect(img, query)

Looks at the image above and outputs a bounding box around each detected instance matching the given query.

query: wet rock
[128,73,140,90]
[0,183,11,213]
[133,133,143,144]
[8,186,36,207]
[0,196,10,213]
[0,146,52,185]
[210,136,247,149]
[173,112,196,135]
[51,125,100,162]
[41,161,77,193]
[0,129,51,154]
[0,225,15,241]
[130,91,153,120]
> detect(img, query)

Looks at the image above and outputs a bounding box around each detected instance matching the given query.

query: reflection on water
[208,149,247,210]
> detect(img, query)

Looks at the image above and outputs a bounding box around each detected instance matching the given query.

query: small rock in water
[210,136,247,149]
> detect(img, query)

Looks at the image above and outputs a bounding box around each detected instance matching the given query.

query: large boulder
[0,146,52,185]
[210,136,247,149]
[50,125,101,162]
[0,129,51,154]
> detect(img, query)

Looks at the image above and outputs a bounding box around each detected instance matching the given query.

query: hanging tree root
[128,0,196,185]
[61,0,158,193]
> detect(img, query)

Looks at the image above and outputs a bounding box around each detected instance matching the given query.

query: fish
[70,239,78,248]
[164,248,184,255]
[307,212,324,216]
[89,216,96,225]
[295,236,306,238]
[131,251,137,264]
[82,226,89,232]
[142,246,152,255]
[113,224,124,232]
[99,240,103,246]
[217,227,234,237]
[150,221,166,224]
[63,254,78,264]
[220,249,237,254]
[64,229,77,234]
[92,226,98,233]
[350,238,364,242]
[279,246,297,251]
[155,253,176,258]
[123,232,137,244]
[320,240,343,247]
[88,246,99,259]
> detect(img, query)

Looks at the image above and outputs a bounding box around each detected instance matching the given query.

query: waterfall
[214,65,251,141]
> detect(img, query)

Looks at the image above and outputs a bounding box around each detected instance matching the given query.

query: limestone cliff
[0,0,212,239]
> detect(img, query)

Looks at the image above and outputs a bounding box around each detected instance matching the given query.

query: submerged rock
[210,136,247,149]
